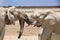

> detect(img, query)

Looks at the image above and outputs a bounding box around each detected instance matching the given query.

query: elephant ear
[5,14,11,25]
[5,11,15,25]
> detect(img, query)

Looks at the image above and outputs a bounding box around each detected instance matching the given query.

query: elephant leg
[0,22,5,40]
[18,18,25,39]
[0,17,5,40]
[39,27,52,40]
[0,27,5,40]
[38,20,53,40]
[38,28,44,40]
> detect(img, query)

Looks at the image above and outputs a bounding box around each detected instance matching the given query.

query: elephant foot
[18,34,22,39]
[18,32,22,39]
[18,35,21,39]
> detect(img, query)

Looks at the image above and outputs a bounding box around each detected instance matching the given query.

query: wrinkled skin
[30,12,60,40]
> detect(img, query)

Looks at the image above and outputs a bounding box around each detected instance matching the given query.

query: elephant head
[5,6,17,25]
[30,12,52,27]
[5,11,15,25]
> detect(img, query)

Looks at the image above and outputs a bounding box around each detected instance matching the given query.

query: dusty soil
[4,21,40,40]
[3,21,60,40]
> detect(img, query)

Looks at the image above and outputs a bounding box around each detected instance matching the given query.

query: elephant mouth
[33,23,42,27]
[37,24,42,27]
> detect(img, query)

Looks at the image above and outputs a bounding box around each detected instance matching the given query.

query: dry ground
[3,21,60,40]
[4,21,39,40]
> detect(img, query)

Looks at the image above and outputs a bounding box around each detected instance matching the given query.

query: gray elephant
[29,11,60,40]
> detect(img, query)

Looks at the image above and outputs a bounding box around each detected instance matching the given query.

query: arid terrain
[3,21,60,40]
[3,8,60,40]
[4,21,40,40]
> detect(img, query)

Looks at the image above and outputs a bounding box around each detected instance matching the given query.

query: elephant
[7,7,32,39]
[0,7,16,40]
[8,7,60,40]
[29,11,60,40]
[0,6,32,40]
[7,7,60,40]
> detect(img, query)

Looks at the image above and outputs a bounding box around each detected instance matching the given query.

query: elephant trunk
[18,17,25,39]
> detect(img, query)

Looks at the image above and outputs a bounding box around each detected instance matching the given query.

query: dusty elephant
[7,7,32,39]
[29,11,60,40]
[8,7,60,40]
[0,6,31,40]
[0,7,16,40]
